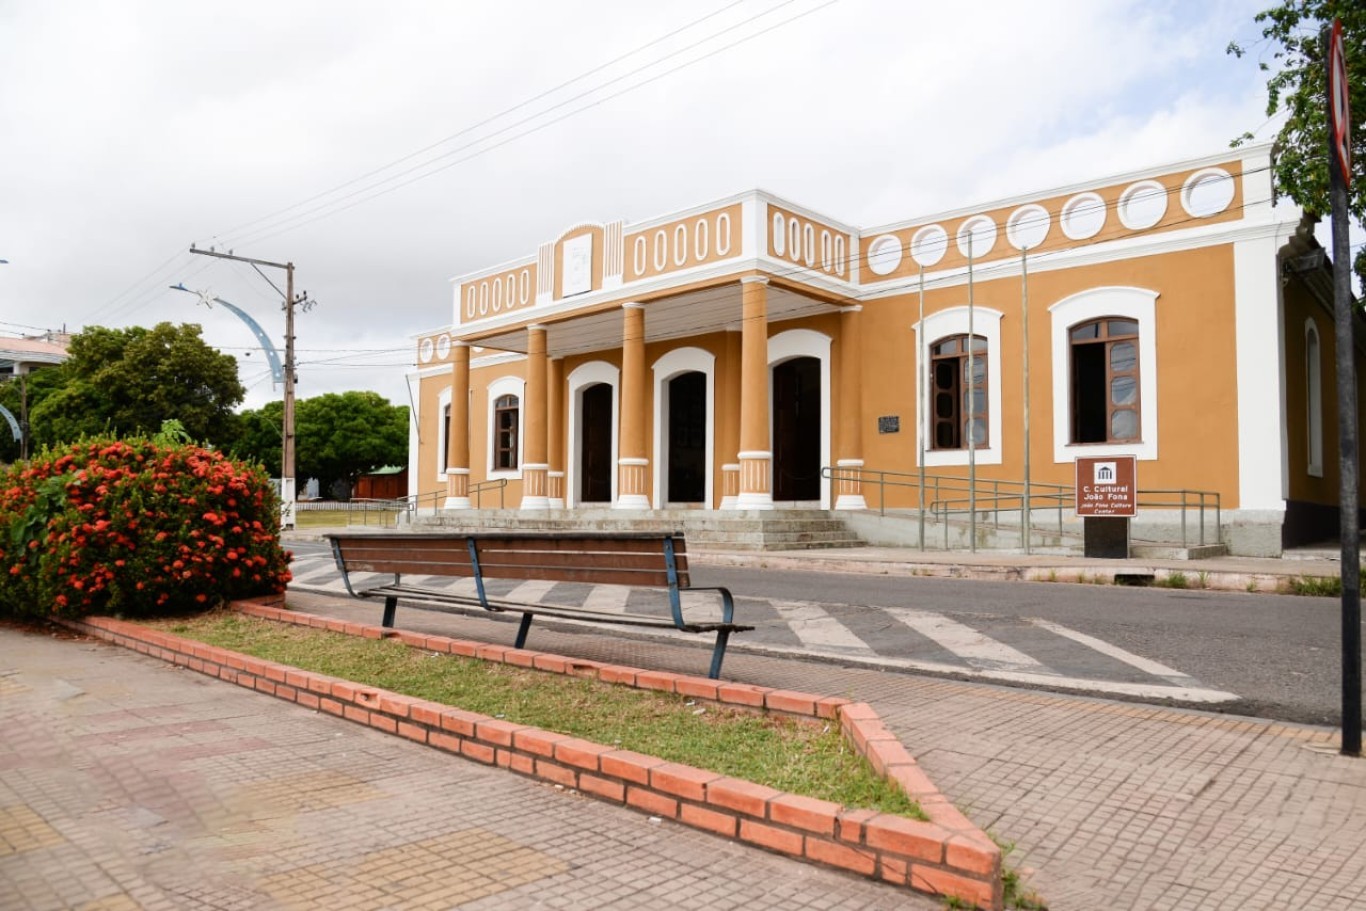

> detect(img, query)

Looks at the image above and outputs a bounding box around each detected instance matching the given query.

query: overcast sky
[0,1,1332,412]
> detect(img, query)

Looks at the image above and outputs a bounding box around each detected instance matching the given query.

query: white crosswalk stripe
[286,552,1237,703]
[883,606,1054,674]
[770,601,876,657]
[579,585,632,615]
[504,579,558,604]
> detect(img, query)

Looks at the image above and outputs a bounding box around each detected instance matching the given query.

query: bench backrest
[329,532,691,588]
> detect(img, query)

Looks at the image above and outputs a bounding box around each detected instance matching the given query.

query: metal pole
[1022,247,1032,554]
[282,262,297,527]
[1327,22,1360,756]
[918,265,926,551]
[967,234,977,552]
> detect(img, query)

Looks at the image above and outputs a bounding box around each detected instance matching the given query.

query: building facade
[407,144,1358,555]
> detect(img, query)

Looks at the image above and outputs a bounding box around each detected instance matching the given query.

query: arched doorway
[772,356,821,502]
[666,371,707,504]
[580,382,614,503]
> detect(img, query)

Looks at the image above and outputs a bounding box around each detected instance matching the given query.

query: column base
[718,495,739,510]
[833,495,867,510]
[613,494,652,510]
[735,492,774,510]
[443,497,472,510]
[519,496,550,510]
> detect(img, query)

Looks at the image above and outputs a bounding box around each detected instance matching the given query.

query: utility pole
[188,245,303,529]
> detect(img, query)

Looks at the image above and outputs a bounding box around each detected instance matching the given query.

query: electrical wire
[214,0,837,249]
[81,1,831,331]
[206,0,755,244]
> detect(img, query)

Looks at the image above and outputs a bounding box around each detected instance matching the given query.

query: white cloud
[0,0,1312,414]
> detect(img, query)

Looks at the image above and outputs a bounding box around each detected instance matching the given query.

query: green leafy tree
[0,367,66,462]
[232,399,284,475]
[24,324,245,450]
[1230,1,1365,285]
[243,391,408,498]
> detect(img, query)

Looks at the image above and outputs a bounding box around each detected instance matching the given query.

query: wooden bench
[325,531,751,679]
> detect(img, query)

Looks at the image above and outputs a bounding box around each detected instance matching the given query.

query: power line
[216,0,837,249]
[206,0,755,244]
[83,1,832,330]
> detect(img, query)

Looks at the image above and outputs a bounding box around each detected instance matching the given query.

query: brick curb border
[67,600,1003,909]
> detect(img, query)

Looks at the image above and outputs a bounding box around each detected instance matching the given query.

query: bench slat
[325,531,732,678]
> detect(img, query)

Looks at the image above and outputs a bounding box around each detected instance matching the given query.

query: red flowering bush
[0,435,292,619]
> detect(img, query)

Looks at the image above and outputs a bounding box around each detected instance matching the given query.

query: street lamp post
[187,246,305,529]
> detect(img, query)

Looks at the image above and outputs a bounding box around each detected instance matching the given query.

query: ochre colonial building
[407,144,1359,556]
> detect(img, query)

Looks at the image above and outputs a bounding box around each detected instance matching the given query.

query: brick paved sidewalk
[286,591,1366,911]
[6,589,1365,910]
[0,625,937,911]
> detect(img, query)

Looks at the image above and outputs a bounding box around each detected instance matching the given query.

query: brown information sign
[1075,456,1137,517]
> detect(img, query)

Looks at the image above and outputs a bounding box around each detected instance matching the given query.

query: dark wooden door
[772,357,820,501]
[580,383,613,503]
[667,372,706,503]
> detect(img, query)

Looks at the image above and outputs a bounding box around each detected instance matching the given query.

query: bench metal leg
[382,597,398,629]
[708,629,732,680]
[514,612,534,649]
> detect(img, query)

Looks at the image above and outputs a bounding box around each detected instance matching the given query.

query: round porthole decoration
[956,215,997,258]
[1182,168,1235,218]
[910,224,949,267]
[436,334,452,359]
[866,234,903,276]
[1061,192,1106,240]
[1118,180,1168,230]
[419,338,435,364]
[1006,204,1050,251]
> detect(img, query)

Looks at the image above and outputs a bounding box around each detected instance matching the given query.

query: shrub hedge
[0,436,292,618]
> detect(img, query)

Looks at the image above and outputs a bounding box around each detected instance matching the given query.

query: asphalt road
[286,540,1349,725]
[688,564,1347,726]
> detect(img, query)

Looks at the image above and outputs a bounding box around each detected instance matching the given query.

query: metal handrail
[470,478,507,508]
[823,465,1223,549]
[393,479,510,525]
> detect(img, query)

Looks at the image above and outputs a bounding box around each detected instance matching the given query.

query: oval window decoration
[865,234,903,276]
[435,334,452,359]
[1006,204,1050,251]
[772,212,786,257]
[910,224,948,267]
[1118,180,1168,230]
[956,215,997,258]
[419,338,435,364]
[1060,192,1106,240]
[1182,168,1235,218]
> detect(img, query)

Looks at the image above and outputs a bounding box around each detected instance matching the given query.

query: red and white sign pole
[1325,18,1359,757]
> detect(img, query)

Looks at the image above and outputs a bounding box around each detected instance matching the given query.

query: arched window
[1069,318,1140,444]
[493,394,519,470]
[442,403,452,468]
[929,334,988,450]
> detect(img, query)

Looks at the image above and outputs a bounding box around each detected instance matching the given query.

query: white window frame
[566,360,620,507]
[1306,318,1323,478]
[913,307,1003,467]
[768,329,832,507]
[434,385,452,486]
[1049,286,1159,462]
[485,376,525,480]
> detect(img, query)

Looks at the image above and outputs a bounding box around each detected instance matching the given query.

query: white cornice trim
[449,254,538,287]
[863,143,1274,236]
[450,257,849,340]
[859,211,1301,300]
[751,189,862,236]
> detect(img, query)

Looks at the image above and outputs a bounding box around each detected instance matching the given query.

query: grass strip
[150,611,924,819]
